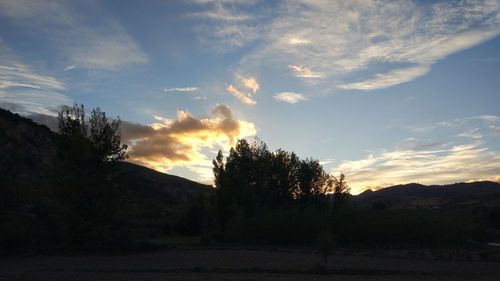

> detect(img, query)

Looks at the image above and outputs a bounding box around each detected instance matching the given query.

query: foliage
[332,173,350,208]
[213,139,339,226]
[89,108,128,162]
[55,104,132,251]
[57,103,87,139]
[57,103,128,164]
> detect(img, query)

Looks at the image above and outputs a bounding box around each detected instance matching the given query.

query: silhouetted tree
[57,103,87,139]
[332,173,350,207]
[269,150,300,204]
[55,103,130,250]
[297,158,332,202]
[89,108,127,163]
[213,138,337,223]
[58,104,128,164]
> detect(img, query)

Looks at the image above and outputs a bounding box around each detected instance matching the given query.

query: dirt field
[1,248,500,281]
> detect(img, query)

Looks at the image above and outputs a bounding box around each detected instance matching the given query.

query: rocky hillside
[0,109,59,184]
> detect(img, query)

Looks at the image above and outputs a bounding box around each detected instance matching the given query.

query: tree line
[212,139,349,228]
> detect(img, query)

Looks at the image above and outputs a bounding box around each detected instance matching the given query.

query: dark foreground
[2,248,500,281]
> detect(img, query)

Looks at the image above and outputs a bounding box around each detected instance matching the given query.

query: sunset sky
[1,0,499,194]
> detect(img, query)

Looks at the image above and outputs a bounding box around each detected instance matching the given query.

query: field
[2,247,500,281]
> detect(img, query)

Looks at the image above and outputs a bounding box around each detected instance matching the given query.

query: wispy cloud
[273,92,307,104]
[193,0,500,91]
[124,104,257,181]
[0,44,71,115]
[0,64,65,91]
[337,65,430,90]
[226,84,256,105]
[0,0,148,70]
[189,0,262,52]
[458,128,483,139]
[407,115,500,136]
[190,1,253,22]
[164,87,200,92]
[164,86,207,100]
[333,141,500,195]
[288,64,324,78]
[224,74,260,105]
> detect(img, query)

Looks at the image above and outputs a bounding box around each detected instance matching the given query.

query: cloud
[125,105,257,181]
[273,92,307,104]
[63,65,76,71]
[190,1,253,22]
[0,0,148,70]
[224,74,260,105]
[288,37,310,45]
[226,84,256,105]
[332,141,500,195]
[212,103,232,119]
[164,87,207,101]
[164,87,200,92]
[337,65,430,90]
[0,45,71,115]
[0,64,65,91]
[25,112,60,131]
[406,115,500,137]
[193,0,500,91]
[237,75,260,94]
[472,115,500,123]
[189,0,262,52]
[288,64,324,78]
[458,128,483,139]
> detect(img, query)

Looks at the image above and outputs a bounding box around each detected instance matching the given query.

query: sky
[0,0,499,194]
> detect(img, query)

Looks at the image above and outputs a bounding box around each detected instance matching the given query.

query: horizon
[1,0,499,194]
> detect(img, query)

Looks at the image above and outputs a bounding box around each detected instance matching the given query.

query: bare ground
[1,248,500,281]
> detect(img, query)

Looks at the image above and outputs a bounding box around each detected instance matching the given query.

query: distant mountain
[353,181,500,209]
[0,108,212,202]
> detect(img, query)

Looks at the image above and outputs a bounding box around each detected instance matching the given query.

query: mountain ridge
[353,181,500,209]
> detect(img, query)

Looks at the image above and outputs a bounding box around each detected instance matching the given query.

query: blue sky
[1,0,499,193]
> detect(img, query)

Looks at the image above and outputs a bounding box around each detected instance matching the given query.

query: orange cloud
[123,105,256,178]
[238,75,259,94]
[225,84,256,105]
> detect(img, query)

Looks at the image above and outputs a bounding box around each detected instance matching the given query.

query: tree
[297,158,331,201]
[89,107,128,163]
[213,138,337,216]
[56,103,130,249]
[57,103,128,164]
[332,173,350,207]
[57,103,87,139]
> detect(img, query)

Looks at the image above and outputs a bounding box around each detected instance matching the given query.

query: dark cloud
[26,113,59,131]
[212,104,232,119]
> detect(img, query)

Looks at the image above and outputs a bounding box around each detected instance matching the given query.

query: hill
[353,181,500,209]
[0,108,212,201]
